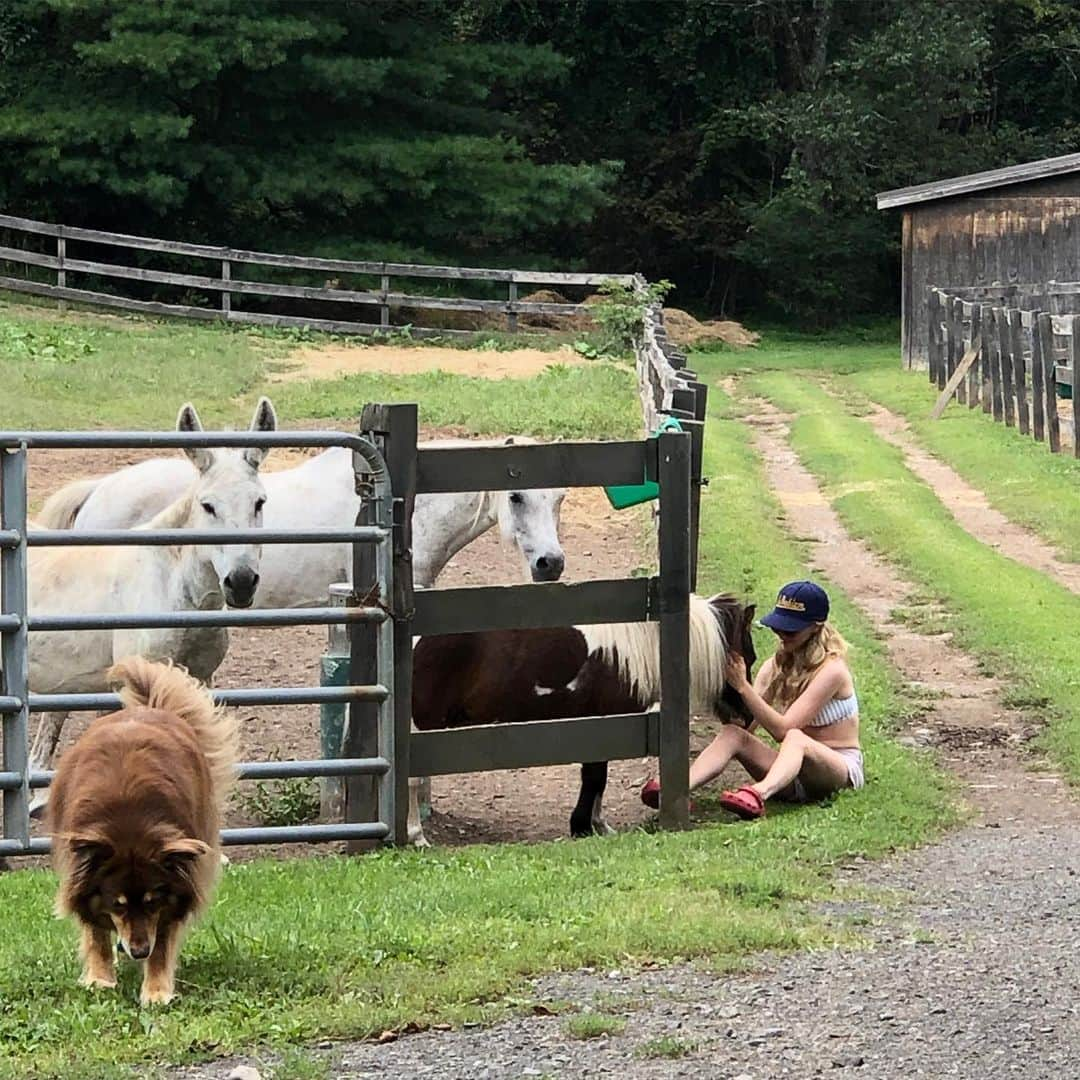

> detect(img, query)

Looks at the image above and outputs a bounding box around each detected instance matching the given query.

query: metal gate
[0,427,397,857]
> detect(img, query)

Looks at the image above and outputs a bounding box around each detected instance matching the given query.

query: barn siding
[905,175,1080,367]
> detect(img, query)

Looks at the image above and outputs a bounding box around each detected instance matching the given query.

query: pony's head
[177,397,277,608]
[496,438,566,583]
[707,594,757,725]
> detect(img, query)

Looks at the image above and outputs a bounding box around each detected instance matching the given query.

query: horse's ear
[744,603,756,624]
[177,403,214,473]
[243,397,278,470]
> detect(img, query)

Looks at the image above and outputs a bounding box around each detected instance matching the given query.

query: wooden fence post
[221,258,231,319]
[1032,312,1047,443]
[979,303,994,414]
[989,308,1004,422]
[656,430,691,832]
[507,281,518,334]
[928,290,942,387]
[380,274,390,329]
[1000,307,1016,428]
[956,301,969,406]
[967,303,981,409]
[1009,309,1029,435]
[1036,312,1061,453]
[945,296,959,392]
[56,226,66,314]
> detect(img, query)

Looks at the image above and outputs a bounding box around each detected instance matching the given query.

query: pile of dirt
[396,289,595,334]
[661,307,759,349]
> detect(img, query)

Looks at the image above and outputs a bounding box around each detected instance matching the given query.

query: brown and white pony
[411,593,756,843]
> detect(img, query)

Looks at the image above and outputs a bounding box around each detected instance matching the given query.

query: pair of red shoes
[639,780,765,819]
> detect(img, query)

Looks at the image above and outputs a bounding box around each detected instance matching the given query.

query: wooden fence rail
[0,212,634,337]
[929,286,1078,457]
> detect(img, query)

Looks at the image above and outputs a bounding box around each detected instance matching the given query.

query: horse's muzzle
[224,568,260,608]
[531,553,565,582]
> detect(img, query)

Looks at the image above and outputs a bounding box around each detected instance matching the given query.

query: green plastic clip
[604,415,683,509]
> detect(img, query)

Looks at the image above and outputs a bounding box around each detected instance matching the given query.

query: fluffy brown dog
[47,656,237,1005]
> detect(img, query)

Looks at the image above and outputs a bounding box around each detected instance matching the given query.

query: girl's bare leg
[689,725,779,791]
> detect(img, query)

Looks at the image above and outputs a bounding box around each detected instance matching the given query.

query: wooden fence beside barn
[928,285,1080,456]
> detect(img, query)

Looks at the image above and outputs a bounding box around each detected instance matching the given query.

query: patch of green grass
[843,366,1080,563]
[565,1013,626,1039]
[691,324,898,379]
[0,302,276,429]
[745,372,1080,780]
[271,362,640,440]
[268,1048,331,1080]
[636,1035,697,1059]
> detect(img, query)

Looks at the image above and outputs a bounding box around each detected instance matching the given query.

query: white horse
[24,398,276,799]
[38,437,567,600]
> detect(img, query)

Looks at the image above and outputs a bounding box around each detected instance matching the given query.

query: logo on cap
[775,594,807,612]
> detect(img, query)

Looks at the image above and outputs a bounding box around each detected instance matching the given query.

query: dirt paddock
[18,424,683,857]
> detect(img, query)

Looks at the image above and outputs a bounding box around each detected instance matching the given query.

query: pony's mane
[579,593,729,711]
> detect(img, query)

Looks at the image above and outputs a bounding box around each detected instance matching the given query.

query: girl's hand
[725,652,751,692]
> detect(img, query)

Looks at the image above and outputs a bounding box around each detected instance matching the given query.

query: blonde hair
[763,622,849,713]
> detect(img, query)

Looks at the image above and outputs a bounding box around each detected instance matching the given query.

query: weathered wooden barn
[877,152,1080,368]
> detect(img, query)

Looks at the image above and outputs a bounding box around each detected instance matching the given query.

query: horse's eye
[254,498,266,514]
[508,492,524,505]
[200,502,216,517]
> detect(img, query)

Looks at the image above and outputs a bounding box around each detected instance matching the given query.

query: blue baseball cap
[760,581,829,633]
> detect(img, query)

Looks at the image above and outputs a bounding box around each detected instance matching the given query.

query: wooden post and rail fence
[927,284,1079,457]
[0,214,709,839]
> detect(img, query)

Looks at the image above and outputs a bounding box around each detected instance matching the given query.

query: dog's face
[70,837,209,959]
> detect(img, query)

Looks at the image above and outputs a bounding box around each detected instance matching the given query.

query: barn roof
[876,152,1080,210]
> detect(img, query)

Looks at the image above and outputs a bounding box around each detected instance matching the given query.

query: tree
[0,0,615,262]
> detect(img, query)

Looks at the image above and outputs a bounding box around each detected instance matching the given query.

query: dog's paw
[140,982,176,1006]
[79,971,118,990]
[407,827,431,849]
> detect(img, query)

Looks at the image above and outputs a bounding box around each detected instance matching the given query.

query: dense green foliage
[0,0,613,263]
[2,0,1079,320]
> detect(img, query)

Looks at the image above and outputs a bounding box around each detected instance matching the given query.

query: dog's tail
[36,476,105,529]
[107,657,239,814]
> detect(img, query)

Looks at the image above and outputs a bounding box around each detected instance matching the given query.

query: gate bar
[0,431,394,452]
[9,527,387,548]
[1,684,390,714]
[0,821,392,855]
[24,606,387,632]
[0,756,391,790]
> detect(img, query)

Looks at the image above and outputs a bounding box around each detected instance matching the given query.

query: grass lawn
[842,368,1080,564]
[0,303,954,1078]
[742,372,1080,782]
[697,322,1080,566]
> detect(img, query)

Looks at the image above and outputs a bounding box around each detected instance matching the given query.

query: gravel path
[178,820,1080,1080]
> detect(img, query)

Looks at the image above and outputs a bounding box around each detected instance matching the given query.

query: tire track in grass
[746,371,1080,786]
[856,400,1080,596]
[739,392,1073,823]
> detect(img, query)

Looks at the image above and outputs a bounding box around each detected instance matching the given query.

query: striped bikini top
[809,692,859,727]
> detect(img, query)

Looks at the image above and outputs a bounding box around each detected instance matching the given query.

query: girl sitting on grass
[642,580,864,819]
